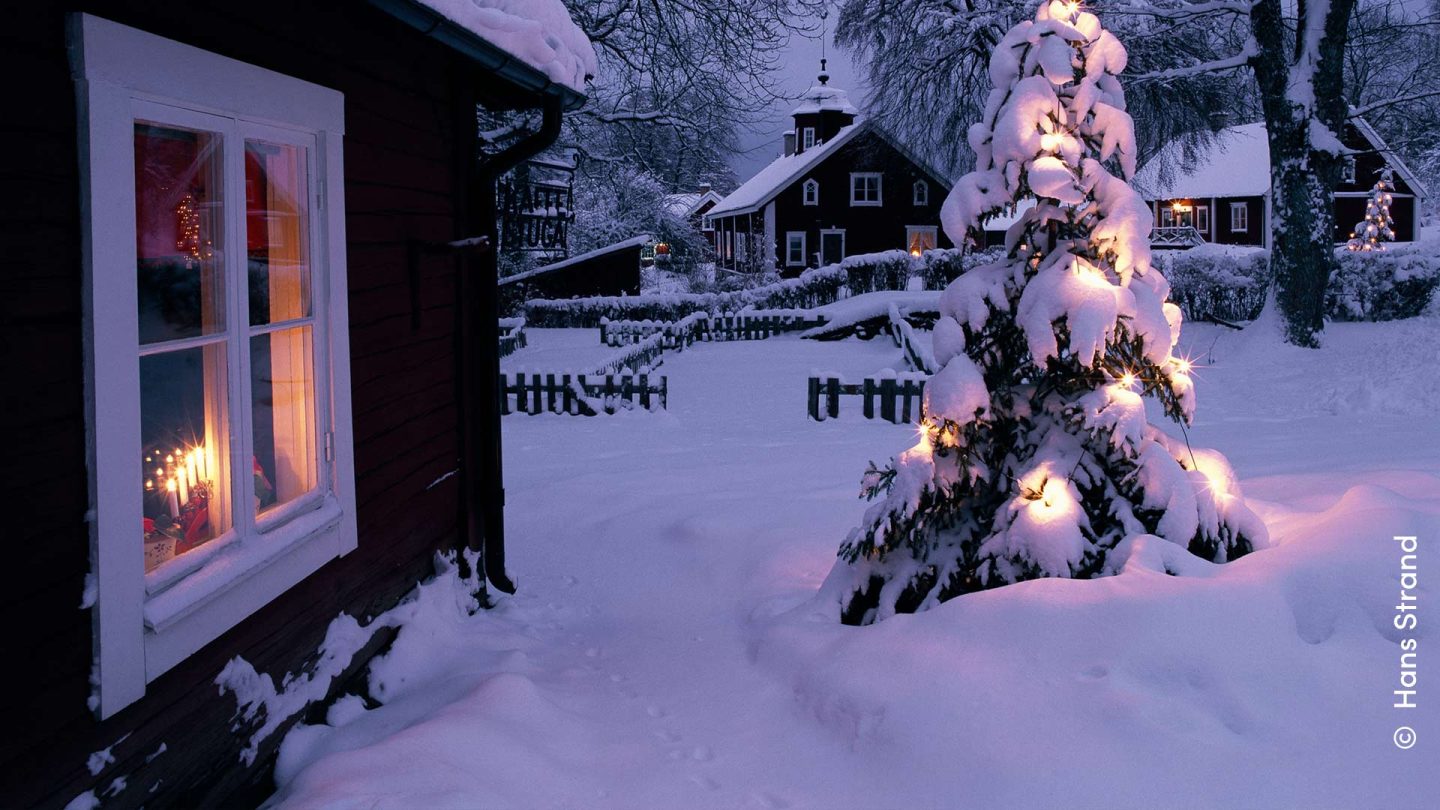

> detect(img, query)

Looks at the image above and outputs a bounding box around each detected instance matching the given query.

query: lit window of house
[906,226,937,256]
[850,172,882,206]
[1230,201,1249,232]
[802,178,819,206]
[913,180,928,205]
[75,15,356,717]
[786,232,806,266]
[802,127,816,150]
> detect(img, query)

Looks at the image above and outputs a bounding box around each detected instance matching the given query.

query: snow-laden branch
[1129,45,1256,81]
[1347,89,1440,119]
[1108,0,1255,18]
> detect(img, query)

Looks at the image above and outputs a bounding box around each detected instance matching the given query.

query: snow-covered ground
[269,319,1439,809]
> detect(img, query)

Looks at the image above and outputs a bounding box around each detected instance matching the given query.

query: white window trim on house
[1342,156,1356,184]
[905,225,938,255]
[1196,204,1210,236]
[913,180,928,205]
[1230,201,1249,232]
[850,172,883,206]
[802,178,819,206]
[802,127,816,150]
[72,13,358,719]
[785,231,807,266]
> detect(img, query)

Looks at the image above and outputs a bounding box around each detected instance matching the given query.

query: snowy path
[271,324,1440,809]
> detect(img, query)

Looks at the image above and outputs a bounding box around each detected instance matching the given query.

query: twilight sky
[728,22,869,181]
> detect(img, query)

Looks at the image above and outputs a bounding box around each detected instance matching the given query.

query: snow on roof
[791,79,859,116]
[499,234,651,286]
[708,122,868,218]
[662,189,722,219]
[412,0,597,94]
[1134,123,1271,200]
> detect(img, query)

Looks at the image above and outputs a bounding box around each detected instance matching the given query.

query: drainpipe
[463,95,564,594]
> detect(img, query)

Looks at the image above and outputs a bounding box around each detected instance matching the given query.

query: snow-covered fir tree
[1346,168,1397,251]
[822,0,1268,625]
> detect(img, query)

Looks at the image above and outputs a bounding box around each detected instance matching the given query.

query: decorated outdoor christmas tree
[1346,167,1397,251]
[822,0,1267,625]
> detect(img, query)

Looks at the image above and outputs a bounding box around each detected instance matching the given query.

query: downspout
[464,95,564,594]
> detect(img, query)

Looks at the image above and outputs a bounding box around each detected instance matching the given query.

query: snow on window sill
[143,494,343,633]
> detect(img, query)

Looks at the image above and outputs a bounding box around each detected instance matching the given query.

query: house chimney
[699,181,711,194]
[783,131,796,156]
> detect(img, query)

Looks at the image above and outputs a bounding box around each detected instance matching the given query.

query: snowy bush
[524,249,965,326]
[1161,244,1269,323]
[1327,243,1440,321]
[822,2,1265,626]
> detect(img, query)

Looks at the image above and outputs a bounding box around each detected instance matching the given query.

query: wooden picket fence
[501,372,667,415]
[600,312,709,348]
[707,311,827,341]
[887,304,938,374]
[498,322,528,358]
[807,373,928,424]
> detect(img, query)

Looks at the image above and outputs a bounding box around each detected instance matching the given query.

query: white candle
[187,452,199,489]
[178,472,189,506]
[197,445,209,482]
[166,478,180,518]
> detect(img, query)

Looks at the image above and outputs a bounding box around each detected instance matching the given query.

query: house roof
[373,0,594,107]
[791,80,859,116]
[499,234,651,286]
[663,189,724,219]
[982,198,1037,232]
[1134,123,1271,200]
[707,122,870,217]
[1135,119,1429,201]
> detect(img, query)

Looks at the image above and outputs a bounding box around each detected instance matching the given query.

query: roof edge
[708,121,872,218]
[1351,115,1429,201]
[369,0,588,110]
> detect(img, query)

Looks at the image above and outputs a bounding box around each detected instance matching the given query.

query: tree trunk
[1250,0,1357,347]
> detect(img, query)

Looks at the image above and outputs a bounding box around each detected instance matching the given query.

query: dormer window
[850,173,882,206]
[913,180,929,205]
[1342,156,1357,184]
[802,127,816,150]
[803,178,819,206]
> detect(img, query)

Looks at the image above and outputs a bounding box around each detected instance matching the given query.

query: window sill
[850,201,882,207]
[144,494,342,633]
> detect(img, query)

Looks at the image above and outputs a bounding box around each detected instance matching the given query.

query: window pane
[246,140,311,326]
[141,346,231,571]
[251,326,317,514]
[135,124,226,345]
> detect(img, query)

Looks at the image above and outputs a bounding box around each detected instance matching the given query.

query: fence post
[531,372,543,414]
[863,378,875,420]
[880,378,897,423]
[826,376,840,419]
[499,374,511,415]
[640,373,651,410]
[808,376,820,421]
[562,373,573,414]
[900,379,913,424]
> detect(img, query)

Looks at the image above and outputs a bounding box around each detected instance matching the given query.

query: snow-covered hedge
[1160,242,1440,324]
[1328,242,1440,321]
[1160,245,1269,323]
[525,249,988,327]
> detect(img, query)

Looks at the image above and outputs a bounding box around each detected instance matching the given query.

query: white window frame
[913,180,929,206]
[73,14,357,719]
[802,178,820,206]
[1342,156,1357,184]
[850,172,883,206]
[785,231,807,266]
[906,225,938,255]
[820,228,847,264]
[802,127,816,150]
[1195,204,1210,235]
[1230,201,1249,232]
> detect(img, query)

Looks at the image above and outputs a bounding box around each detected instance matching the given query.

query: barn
[1,1,590,806]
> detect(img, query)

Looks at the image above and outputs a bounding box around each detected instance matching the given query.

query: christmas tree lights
[1346,168,1397,251]
[821,1,1267,625]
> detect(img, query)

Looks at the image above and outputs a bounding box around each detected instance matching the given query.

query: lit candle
[178,471,189,506]
[196,445,209,482]
[145,479,154,491]
[186,451,199,489]
[166,478,180,518]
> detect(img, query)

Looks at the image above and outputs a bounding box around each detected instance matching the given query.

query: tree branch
[1348,89,1440,119]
